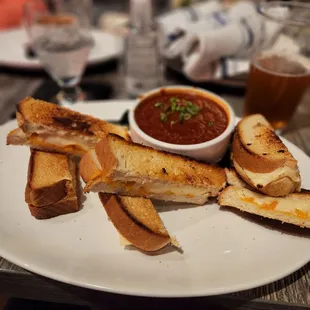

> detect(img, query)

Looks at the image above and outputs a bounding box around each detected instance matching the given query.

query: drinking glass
[24,0,94,105]
[244,1,310,130]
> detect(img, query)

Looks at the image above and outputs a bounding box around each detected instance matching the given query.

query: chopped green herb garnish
[186,107,196,115]
[184,113,192,120]
[179,112,185,123]
[170,97,180,104]
[160,112,167,123]
[171,101,177,111]
[159,97,201,124]
[208,121,214,127]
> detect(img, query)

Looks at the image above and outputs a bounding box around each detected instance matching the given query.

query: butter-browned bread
[99,193,175,252]
[7,97,129,156]
[232,114,301,196]
[26,149,79,219]
[81,134,226,204]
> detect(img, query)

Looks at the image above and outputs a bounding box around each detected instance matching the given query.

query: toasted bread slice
[81,134,226,204]
[225,168,251,189]
[7,97,129,155]
[28,196,78,220]
[218,186,310,228]
[232,114,301,196]
[26,150,79,219]
[98,193,173,252]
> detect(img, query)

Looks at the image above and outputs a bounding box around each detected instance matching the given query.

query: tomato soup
[135,89,229,145]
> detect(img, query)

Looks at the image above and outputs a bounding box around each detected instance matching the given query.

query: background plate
[0,28,121,69]
[0,100,309,297]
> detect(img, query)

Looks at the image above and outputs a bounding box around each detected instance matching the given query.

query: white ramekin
[129,86,235,163]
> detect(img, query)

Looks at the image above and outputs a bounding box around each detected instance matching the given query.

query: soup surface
[135,89,229,145]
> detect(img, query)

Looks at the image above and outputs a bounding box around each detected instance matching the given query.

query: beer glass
[244,1,310,130]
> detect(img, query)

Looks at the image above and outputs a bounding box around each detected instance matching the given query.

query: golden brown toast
[28,196,79,220]
[232,114,301,196]
[81,134,226,204]
[26,149,79,219]
[99,193,173,252]
[219,186,310,228]
[7,97,129,155]
[225,168,251,189]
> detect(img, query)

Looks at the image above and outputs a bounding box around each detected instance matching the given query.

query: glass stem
[57,86,84,105]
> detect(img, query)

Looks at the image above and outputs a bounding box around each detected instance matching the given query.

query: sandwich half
[26,149,79,219]
[219,186,310,228]
[80,134,226,204]
[7,97,129,156]
[99,193,176,252]
[232,114,301,197]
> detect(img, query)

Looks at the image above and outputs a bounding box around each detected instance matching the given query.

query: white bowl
[129,86,235,163]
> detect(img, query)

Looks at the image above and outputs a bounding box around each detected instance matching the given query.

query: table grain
[0,71,309,309]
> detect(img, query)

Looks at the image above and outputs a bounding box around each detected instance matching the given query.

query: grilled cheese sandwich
[26,149,79,219]
[7,97,129,155]
[219,186,310,228]
[80,134,226,204]
[232,114,301,196]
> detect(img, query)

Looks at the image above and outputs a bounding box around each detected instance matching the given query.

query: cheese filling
[119,234,132,246]
[238,189,309,219]
[90,178,213,204]
[234,160,300,187]
[30,133,95,152]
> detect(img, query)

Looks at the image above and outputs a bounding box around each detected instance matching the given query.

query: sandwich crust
[91,134,226,188]
[17,97,129,139]
[26,150,73,206]
[26,150,79,219]
[7,97,130,156]
[98,193,171,252]
[233,114,297,173]
[80,134,226,204]
[28,196,79,220]
[232,114,301,197]
[232,132,285,173]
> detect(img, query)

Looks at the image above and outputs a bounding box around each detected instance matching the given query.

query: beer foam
[255,34,310,75]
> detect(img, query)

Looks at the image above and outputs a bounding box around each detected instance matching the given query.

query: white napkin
[159,0,222,35]
[162,1,257,58]
[161,0,289,81]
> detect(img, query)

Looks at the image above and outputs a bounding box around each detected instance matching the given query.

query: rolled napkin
[182,13,262,81]
[162,0,258,59]
[162,0,289,81]
[159,0,222,35]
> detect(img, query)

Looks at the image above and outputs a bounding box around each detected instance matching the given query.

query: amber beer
[244,54,310,130]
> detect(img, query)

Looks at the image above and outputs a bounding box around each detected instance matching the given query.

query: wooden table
[0,68,309,309]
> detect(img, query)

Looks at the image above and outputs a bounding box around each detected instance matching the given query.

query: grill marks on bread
[16,97,129,139]
[233,114,298,173]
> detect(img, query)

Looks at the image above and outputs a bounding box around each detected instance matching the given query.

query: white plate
[0,28,122,69]
[0,100,309,297]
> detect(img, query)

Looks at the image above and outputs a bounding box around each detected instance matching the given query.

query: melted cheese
[91,178,211,204]
[239,190,310,219]
[119,234,132,246]
[241,197,278,210]
[28,134,90,153]
[234,161,300,187]
[45,136,89,151]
